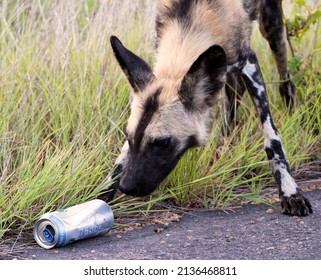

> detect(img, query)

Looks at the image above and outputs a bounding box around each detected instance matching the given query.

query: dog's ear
[179,45,227,111]
[110,36,154,92]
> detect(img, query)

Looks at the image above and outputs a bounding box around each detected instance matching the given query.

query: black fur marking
[185,135,199,150]
[132,88,162,151]
[270,139,285,159]
[179,45,227,111]
[158,0,221,36]
[265,147,275,161]
[265,139,286,160]
[163,0,195,29]
[265,139,291,172]
[146,136,178,162]
[110,36,154,92]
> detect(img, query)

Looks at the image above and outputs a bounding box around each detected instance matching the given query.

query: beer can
[33,199,114,249]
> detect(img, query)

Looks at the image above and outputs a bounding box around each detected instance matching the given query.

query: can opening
[42,225,55,243]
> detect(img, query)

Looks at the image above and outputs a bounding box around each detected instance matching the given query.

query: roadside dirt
[1,181,321,260]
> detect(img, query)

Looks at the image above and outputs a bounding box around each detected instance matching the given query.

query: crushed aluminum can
[33,199,114,249]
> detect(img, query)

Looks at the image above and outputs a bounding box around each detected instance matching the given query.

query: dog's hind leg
[240,52,312,216]
[224,73,246,130]
[259,0,296,111]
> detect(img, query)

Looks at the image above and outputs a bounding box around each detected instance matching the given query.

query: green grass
[0,0,320,241]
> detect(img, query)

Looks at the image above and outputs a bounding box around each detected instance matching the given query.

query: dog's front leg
[240,52,312,216]
[98,141,129,201]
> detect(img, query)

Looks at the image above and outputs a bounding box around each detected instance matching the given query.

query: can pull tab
[42,225,55,243]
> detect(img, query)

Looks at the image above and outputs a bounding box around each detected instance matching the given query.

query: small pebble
[266,208,274,214]
[154,228,164,233]
[266,246,275,251]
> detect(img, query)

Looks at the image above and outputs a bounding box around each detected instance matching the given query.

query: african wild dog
[103,0,313,216]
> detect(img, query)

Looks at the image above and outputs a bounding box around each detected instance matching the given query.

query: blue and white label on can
[49,215,67,247]
[42,227,55,243]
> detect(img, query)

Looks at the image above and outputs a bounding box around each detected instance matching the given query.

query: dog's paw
[280,193,313,216]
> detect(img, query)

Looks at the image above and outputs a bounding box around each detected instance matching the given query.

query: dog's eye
[146,137,177,160]
[150,137,172,148]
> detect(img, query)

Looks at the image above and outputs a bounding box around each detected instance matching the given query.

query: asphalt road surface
[2,188,321,260]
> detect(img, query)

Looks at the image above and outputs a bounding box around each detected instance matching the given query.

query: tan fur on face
[159,0,174,8]
[126,77,180,137]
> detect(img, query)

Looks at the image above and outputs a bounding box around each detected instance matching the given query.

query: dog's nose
[119,179,155,197]
[119,178,139,196]
[119,184,137,196]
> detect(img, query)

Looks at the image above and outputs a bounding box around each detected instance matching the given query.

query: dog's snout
[119,179,138,196]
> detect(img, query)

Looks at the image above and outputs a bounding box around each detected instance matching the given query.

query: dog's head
[110,36,227,196]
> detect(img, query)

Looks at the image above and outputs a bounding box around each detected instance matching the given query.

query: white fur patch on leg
[263,116,298,197]
[273,163,298,197]
[262,115,282,149]
[241,60,265,98]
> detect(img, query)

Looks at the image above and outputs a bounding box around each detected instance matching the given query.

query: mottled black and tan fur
[103,0,312,216]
